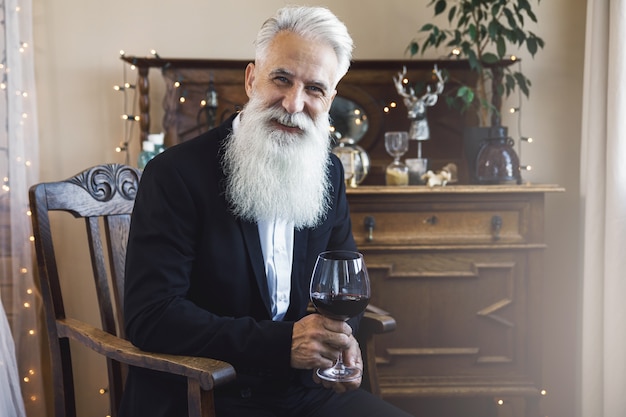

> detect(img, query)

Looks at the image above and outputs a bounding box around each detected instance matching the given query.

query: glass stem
[332,352,347,375]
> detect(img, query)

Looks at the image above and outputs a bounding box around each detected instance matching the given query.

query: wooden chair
[29,163,395,417]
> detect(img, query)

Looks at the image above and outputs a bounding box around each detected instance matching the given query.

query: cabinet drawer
[350,204,529,245]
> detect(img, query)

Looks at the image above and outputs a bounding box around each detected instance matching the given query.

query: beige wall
[32,1,585,416]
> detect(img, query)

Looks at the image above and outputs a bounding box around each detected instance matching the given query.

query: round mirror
[330,96,369,143]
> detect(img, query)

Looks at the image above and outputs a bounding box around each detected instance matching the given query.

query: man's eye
[274,76,290,84]
[307,86,324,95]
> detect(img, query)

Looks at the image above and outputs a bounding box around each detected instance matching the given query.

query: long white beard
[222,96,332,229]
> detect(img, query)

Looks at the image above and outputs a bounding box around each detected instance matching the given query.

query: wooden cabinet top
[346,184,564,195]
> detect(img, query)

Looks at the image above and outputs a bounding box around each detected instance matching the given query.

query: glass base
[316,365,362,382]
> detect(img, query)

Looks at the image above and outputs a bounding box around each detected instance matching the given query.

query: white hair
[254,5,354,87]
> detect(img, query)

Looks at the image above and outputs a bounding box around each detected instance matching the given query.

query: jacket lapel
[239,219,273,318]
[285,229,309,320]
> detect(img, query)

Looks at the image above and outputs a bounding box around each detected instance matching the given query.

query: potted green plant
[407,0,544,183]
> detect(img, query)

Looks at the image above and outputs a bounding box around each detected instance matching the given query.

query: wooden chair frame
[29,163,394,417]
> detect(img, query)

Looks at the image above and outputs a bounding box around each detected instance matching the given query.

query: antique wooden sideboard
[118,56,563,416]
[347,185,562,417]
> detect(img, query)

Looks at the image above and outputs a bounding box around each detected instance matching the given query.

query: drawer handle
[424,215,438,225]
[364,216,375,242]
[491,215,503,240]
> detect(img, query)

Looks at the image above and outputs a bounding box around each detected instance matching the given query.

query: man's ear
[244,62,255,98]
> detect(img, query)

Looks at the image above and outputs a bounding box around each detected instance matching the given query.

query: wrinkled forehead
[257,31,340,88]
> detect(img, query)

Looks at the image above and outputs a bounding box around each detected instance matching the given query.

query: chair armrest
[360,306,396,335]
[57,318,236,390]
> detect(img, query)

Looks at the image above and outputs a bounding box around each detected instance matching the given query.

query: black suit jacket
[119,116,357,416]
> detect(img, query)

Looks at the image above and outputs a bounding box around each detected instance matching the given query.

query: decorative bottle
[148,133,165,154]
[138,140,156,169]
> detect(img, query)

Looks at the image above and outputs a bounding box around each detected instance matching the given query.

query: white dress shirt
[258,219,294,321]
[232,114,294,321]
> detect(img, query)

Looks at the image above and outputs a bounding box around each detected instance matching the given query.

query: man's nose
[282,88,306,114]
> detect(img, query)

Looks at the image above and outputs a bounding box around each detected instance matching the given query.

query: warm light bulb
[497,399,504,405]
[383,107,390,113]
[179,97,186,103]
[390,102,397,108]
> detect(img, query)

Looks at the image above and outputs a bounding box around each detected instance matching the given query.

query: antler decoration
[393,65,446,148]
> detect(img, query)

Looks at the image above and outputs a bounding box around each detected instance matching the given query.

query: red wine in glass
[310,293,370,322]
[309,250,370,382]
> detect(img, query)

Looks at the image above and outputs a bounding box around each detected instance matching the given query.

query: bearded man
[120,5,413,417]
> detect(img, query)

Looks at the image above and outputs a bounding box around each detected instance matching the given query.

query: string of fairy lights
[114,49,223,165]
[113,50,141,165]
[0,1,43,415]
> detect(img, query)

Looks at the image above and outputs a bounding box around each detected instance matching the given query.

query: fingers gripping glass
[309,251,371,382]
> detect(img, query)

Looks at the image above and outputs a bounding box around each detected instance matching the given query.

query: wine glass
[309,250,371,382]
[384,131,409,185]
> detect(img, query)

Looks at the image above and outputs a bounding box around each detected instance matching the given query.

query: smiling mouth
[272,118,303,133]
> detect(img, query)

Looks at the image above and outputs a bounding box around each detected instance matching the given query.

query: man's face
[244,31,339,133]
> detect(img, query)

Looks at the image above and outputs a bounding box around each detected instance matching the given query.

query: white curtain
[579,0,626,416]
[0,0,45,416]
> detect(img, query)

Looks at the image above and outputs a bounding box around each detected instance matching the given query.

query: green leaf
[448,5,457,23]
[505,73,516,93]
[420,23,434,32]
[468,24,477,41]
[527,37,538,56]
[457,85,475,105]
[409,42,419,56]
[503,8,518,29]
[482,52,499,64]
[434,0,447,15]
[465,48,479,70]
[496,37,506,58]
[513,72,530,96]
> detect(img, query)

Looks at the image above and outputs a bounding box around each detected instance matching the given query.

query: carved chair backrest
[29,164,141,417]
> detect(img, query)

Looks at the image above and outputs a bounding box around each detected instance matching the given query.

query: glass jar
[331,138,370,187]
[475,129,521,184]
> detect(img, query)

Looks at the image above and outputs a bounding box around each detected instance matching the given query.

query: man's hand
[291,313,363,393]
